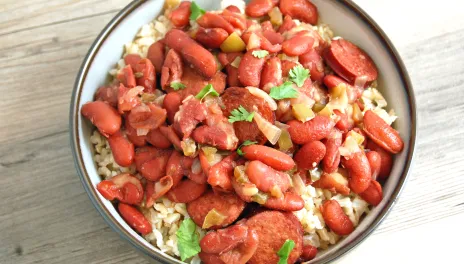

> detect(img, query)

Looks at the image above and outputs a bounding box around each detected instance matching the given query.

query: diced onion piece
[310,167,322,182]
[164,0,180,9]
[230,56,242,68]
[202,209,228,229]
[292,171,306,195]
[254,112,282,145]
[191,158,202,174]
[268,7,283,26]
[141,93,157,103]
[220,32,246,53]
[278,128,293,151]
[202,147,222,166]
[153,94,165,107]
[326,83,349,113]
[339,131,364,157]
[354,75,368,89]
[361,88,388,110]
[352,103,363,124]
[136,128,150,136]
[270,185,283,198]
[246,87,277,111]
[181,138,197,157]
[292,104,315,122]
[277,53,300,63]
[251,192,268,205]
[234,165,249,183]
[371,108,398,125]
[312,103,327,113]
[242,185,259,196]
[247,32,261,50]
[330,171,349,187]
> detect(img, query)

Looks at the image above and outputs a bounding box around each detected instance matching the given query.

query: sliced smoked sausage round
[187,190,246,230]
[246,210,303,264]
[323,39,378,84]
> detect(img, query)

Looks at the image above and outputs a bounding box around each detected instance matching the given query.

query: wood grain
[0,0,463,263]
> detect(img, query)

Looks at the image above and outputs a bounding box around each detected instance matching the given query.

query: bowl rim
[69,0,417,263]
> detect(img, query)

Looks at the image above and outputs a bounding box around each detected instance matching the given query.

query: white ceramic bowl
[70,1,417,263]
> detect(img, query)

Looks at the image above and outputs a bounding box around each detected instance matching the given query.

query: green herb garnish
[252,50,269,59]
[289,65,310,87]
[195,84,219,101]
[171,82,186,90]
[269,82,298,100]
[237,140,258,156]
[176,218,201,261]
[228,105,255,123]
[277,239,295,264]
[190,1,206,20]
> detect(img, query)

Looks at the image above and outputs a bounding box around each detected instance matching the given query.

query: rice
[90,0,397,261]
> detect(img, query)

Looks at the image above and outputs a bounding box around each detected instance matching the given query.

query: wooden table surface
[1,0,463,263]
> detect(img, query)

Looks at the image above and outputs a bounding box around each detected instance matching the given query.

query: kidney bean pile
[81,0,405,263]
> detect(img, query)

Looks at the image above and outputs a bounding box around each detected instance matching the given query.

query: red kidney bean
[139,154,171,182]
[322,130,343,174]
[260,56,283,92]
[166,178,207,203]
[117,84,143,114]
[95,85,118,107]
[146,128,171,149]
[238,49,266,87]
[246,160,291,195]
[108,130,135,167]
[145,176,174,208]
[147,40,165,74]
[324,39,378,84]
[366,151,381,180]
[278,15,296,34]
[333,109,354,133]
[342,150,372,194]
[280,0,318,25]
[164,150,187,187]
[118,203,152,235]
[301,245,318,262]
[287,115,335,144]
[164,29,217,79]
[218,52,242,66]
[160,49,184,89]
[127,104,166,131]
[124,53,142,71]
[134,59,156,93]
[197,12,235,34]
[225,5,241,13]
[359,180,383,206]
[282,32,315,56]
[169,1,191,28]
[221,9,247,32]
[124,116,147,147]
[219,229,259,264]
[367,140,393,179]
[192,125,239,151]
[96,173,144,205]
[320,200,353,236]
[242,145,295,171]
[264,192,305,211]
[312,172,351,195]
[81,101,121,137]
[117,65,136,88]
[245,0,275,17]
[200,224,248,254]
[294,141,326,170]
[363,110,404,154]
[159,125,182,150]
[299,49,325,82]
[173,96,208,139]
[195,27,229,49]
[225,65,242,87]
[207,153,238,192]
[163,92,182,124]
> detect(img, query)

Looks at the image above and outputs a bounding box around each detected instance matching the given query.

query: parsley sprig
[269,82,299,100]
[237,140,257,156]
[190,1,205,20]
[277,239,295,264]
[289,65,310,87]
[195,84,219,101]
[228,106,255,123]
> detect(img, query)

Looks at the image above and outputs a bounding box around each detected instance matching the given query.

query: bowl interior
[72,0,415,263]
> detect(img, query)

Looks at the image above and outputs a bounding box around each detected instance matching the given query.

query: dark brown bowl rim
[69,0,417,263]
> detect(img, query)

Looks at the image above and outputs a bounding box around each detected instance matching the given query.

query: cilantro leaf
[277,239,295,264]
[252,50,269,59]
[171,82,186,90]
[237,140,258,156]
[195,84,219,101]
[269,82,298,100]
[176,218,201,261]
[228,105,255,123]
[289,65,310,87]
[190,1,205,20]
